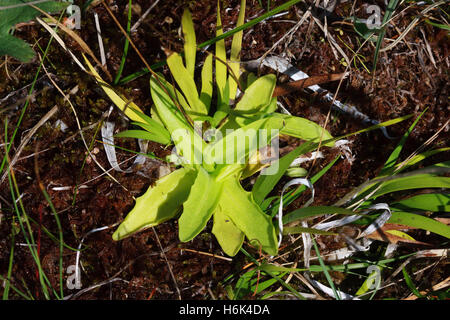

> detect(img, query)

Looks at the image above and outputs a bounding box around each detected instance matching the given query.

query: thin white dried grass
[74,224,119,290]
[358,203,391,238]
[277,178,314,247]
[93,12,106,66]
[101,120,152,174]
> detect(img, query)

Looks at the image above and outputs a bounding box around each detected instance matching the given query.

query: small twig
[177,248,233,262]
[272,73,347,97]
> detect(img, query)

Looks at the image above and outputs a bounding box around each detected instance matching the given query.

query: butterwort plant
[84,1,334,256]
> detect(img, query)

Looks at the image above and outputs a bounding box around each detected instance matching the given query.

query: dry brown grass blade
[365,231,430,245]
[175,247,233,262]
[29,3,112,81]
[272,73,346,97]
[370,223,417,231]
[364,224,432,246]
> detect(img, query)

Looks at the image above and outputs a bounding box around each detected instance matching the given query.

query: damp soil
[0,0,448,300]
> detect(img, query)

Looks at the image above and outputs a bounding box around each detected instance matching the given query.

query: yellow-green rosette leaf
[212,207,245,256]
[215,1,227,104]
[166,52,207,115]
[228,0,246,100]
[178,167,223,242]
[112,168,196,240]
[84,55,146,123]
[200,53,213,112]
[181,8,196,77]
[235,74,277,113]
[275,113,334,147]
[220,177,278,256]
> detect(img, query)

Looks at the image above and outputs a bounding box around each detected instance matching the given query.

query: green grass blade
[274,155,340,213]
[391,193,450,213]
[388,211,450,238]
[370,174,450,199]
[396,147,450,172]
[233,268,288,299]
[199,0,304,50]
[7,172,52,299]
[25,215,80,252]
[283,226,337,236]
[254,114,414,205]
[113,0,132,84]
[335,114,414,142]
[240,248,306,299]
[252,274,287,296]
[39,187,64,299]
[372,0,399,72]
[311,237,341,300]
[283,206,358,225]
[130,120,171,144]
[232,269,257,299]
[260,263,307,273]
[308,253,416,273]
[4,125,57,298]
[99,139,161,162]
[424,19,450,31]
[0,275,33,300]
[2,216,15,300]
[379,109,426,176]
[402,267,425,298]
